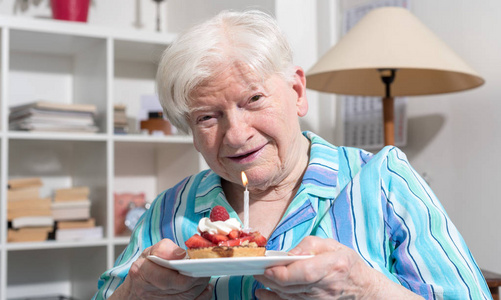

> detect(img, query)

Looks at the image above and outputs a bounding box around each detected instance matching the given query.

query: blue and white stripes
[93,131,490,300]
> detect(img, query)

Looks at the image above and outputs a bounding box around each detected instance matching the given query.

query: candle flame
[241,171,248,187]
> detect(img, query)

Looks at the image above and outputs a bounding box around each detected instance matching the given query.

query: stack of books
[52,186,103,241]
[9,101,99,133]
[7,177,54,243]
[114,104,128,134]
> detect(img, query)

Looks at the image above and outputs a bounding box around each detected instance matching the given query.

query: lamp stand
[380,69,396,146]
[382,96,395,146]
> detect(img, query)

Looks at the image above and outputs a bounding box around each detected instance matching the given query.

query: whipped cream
[198,217,241,235]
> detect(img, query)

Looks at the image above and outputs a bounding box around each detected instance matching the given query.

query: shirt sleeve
[91,191,165,300]
[374,146,490,299]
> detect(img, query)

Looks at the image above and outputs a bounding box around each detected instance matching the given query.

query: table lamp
[305,6,484,146]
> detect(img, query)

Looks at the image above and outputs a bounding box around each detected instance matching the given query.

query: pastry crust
[187,245,266,259]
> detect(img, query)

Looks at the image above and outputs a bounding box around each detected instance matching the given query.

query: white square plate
[147,250,313,277]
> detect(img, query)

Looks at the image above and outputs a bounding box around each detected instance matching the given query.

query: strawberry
[201,232,229,244]
[228,229,240,239]
[251,232,267,247]
[209,205,230,222]
[218,235,254,247]
[218,238,243,247]
[239,231,252,237]
[185,234,215,249]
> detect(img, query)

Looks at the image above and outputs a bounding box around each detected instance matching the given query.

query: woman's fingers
[255,288,286,300]
[128,239,211,298]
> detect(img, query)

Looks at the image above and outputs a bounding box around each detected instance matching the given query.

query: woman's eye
[197,115,213,123]
[249,94,263,103]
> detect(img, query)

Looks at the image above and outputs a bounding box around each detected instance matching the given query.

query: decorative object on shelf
[140,111,172,136]
[51,0,91,23]
[114,192,146,236]
[152,0,166,32]
[306,6,485,146]
[125,201,151,231]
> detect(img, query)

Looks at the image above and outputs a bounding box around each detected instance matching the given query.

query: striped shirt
[93,131,490,299]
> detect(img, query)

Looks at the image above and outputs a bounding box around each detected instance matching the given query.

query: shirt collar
[193,131,340,214]
[301,131,340,199]
[193,170,224,214]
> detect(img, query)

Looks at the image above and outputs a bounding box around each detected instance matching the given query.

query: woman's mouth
[228,145,264,164]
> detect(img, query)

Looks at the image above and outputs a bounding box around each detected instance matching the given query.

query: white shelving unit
[0,16,204,300]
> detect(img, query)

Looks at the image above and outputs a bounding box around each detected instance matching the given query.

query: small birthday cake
[184,205,267,259]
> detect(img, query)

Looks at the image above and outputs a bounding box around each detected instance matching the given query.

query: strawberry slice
[185,234,215,248]
[251,232,267,247]
[239,231,251,237]
[218,235,253,247]
[201,232,229,244]
[209,205,230,222]
[218,239,243,247]
[228,229,240,240]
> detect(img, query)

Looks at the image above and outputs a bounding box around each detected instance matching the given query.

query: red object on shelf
[51,0,90,23]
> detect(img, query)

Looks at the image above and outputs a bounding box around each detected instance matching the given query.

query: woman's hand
[110,239,212,300]
[254,236,423,300]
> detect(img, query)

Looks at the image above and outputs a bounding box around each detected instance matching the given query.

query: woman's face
[188,63,308,190]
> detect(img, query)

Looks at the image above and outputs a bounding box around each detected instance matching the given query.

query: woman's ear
[292,67,308,117]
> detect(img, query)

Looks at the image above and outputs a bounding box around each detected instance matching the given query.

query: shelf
[6,247,106,300]
[112,134,192,143]
[7,131,108,141]
[0,15,177,42]
[0,12,198,300]
[5,239,108,251]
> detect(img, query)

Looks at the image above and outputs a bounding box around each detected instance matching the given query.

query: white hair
[156,10,295,134]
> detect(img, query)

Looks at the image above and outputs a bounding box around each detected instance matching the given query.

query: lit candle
[241,171,249,230]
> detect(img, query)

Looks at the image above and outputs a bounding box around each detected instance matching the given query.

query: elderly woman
[93,10,490,300]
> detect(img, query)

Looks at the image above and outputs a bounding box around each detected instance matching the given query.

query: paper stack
[9,101,99,133]
[114,104,128,134]
[52,186,103,241]
[7,177,54,242]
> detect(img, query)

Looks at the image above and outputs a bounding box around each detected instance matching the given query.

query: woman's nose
[222,110,251,148]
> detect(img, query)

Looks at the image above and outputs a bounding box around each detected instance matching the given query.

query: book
[55,226,103,241]
[52,208,90,221]
[8,198,51,210]
[54,186,90,202]
[8,226,53,242]
[52,200,91,221]
[10,122,99,133]
[11,216,55,229]
[7,177,43,189]
[9,106,96,122]
[57,218,96,229]
[51,199,90,209]
[10,101,97,114]
[9,101,99,133]
[9,110,95,127]
[7,186,41,201]
[8,208,53,221]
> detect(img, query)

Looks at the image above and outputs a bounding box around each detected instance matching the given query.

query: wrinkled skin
[108,239,212,300]
[254,236,424,300]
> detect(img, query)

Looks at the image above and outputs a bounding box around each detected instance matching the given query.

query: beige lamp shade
[306,7,484,97]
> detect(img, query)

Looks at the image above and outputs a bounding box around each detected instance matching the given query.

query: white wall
[401,0,501,273]
[2,0,499,274]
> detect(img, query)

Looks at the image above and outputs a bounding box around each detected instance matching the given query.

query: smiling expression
[188,63,309,191]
